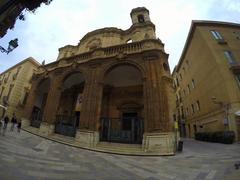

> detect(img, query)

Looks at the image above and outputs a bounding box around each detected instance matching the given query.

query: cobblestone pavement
[0,129,240,180]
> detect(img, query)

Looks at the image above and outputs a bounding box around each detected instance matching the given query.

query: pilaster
[23,80,38,120]
[79,66,103,131]
[143,55,170,132]
[41,75,62,124]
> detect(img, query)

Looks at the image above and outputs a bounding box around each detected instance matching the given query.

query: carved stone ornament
[43,71,49,78]
[58,59,68,67]
[71,60,78,69]
[116,51,127,60]
[31,74,39,81]
[92,49,104,57]
[87,38,102,50]
[38,67,46,74]
[143,41,154,49]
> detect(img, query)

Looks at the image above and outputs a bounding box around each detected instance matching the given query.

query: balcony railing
[104,41,142,56]
[57,39,163,63]
[229,61,240,74]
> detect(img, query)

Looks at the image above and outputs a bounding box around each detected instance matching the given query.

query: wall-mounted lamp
[0,38,18,54]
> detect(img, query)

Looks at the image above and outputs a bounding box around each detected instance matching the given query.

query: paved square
[0,129,239,180]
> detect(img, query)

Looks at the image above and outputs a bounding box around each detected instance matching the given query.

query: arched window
[126,39,133,44]
[163,62,169,72]
[137,14,145,23]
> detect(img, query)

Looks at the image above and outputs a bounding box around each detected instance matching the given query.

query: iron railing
[55,115,77,137]
[30,110,42,128]
[100,117,144,144]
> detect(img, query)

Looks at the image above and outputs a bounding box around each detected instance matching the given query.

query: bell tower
[130,7,151,25]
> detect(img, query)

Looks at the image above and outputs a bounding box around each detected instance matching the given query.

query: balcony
[58,39,164,62]
[229,62,240,74]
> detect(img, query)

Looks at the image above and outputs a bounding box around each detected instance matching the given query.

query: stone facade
[173,21,240,141]
[0,57,40,119]
[23,7,175,155]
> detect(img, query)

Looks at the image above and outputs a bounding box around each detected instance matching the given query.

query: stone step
[96,142,143,153]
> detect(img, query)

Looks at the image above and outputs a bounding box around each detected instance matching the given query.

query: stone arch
[30,77,51,128]
[99,62,144,144]
[100,60,146,83]
[55,70,86,137]
[59,68,86,84]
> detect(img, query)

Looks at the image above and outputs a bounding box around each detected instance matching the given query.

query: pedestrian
[0,117,3,134]
[10,113,17,131]
[2,115,9,136]
[17,119,22,133]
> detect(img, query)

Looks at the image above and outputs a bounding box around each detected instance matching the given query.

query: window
[183,89,186,96]
[233,31,240,40]
[224,51,235,64]
[235,74,240,86]
[126,39,133,44]
[137,14,145,23]
[187,84,190,94]
[0,87,4,98]
[196,100,200,111]
[191,104,195,113]
[210,30,223,40]
[179,73,182,80]
[13,67,21,80]
[7,84,14,100]
[183,67,185,73]
[163,62,169,71]
[22,92,29,105]
[191,79,195,89]
[186,108,189,116]
[176,78,179,87]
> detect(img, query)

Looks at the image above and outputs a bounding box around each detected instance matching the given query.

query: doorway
[122,113,137,131]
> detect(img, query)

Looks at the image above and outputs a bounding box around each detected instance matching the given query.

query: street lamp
[211,96,230,131]
[0,38,18,54]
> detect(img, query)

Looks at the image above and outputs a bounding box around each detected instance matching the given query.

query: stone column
[39,75,62,136]
[76,66,102,147]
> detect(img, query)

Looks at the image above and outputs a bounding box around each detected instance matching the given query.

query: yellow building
[173,21,240,141]
[0,57,40,119]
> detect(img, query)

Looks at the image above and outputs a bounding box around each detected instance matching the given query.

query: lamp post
[0,38,18,54]
[211,97,230,131]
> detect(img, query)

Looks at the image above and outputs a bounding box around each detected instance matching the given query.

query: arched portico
[55,71,85,137]
[30,78,51,128]
[100,63,144,144]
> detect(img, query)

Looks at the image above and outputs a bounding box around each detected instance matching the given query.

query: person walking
[17,119,22,133]
[0,117,3,134]
[2,115,9,136]
[10,113,17,131]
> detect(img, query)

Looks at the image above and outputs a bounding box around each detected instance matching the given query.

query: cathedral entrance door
[122,113,137,143]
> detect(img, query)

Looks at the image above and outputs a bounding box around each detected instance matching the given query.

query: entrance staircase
[96,142,143,155]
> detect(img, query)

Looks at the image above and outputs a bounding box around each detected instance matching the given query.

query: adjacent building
[0,57,40,119]
[22,7,175,155]
[173,21,240,141]
[0,0,53,38]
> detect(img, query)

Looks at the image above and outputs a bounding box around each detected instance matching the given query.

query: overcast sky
[0,0,240,73]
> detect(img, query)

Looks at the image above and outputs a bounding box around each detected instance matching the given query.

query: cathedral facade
[23,7,175,155]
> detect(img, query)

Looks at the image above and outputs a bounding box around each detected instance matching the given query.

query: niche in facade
[137,14,145,23]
